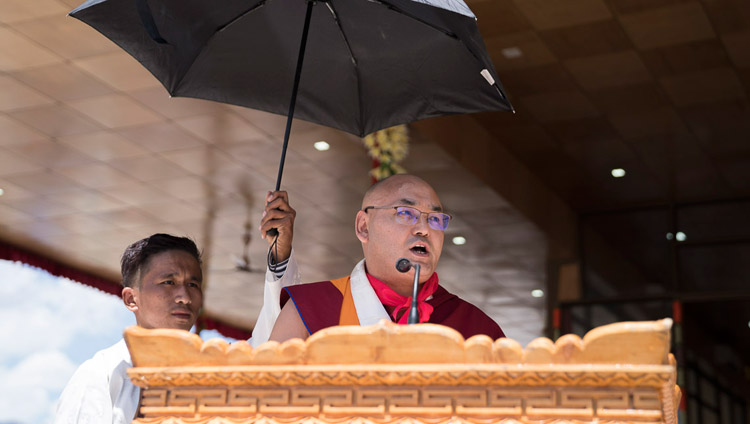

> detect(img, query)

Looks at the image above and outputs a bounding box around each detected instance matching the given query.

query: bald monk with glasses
[269,174,504,342]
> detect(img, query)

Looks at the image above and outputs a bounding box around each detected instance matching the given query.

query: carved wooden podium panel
[125,319,679,424]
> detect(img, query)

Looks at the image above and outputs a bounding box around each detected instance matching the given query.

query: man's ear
[122,286,138,312]
[355,210,369,243]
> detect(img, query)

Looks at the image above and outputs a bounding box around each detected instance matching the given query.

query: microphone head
[395,258,412,273]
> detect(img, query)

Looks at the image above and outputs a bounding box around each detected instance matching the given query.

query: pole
[408,264,421,324]
[268,0,314,237]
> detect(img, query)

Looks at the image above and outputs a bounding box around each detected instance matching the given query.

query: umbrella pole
[267,1,314,238]
[274,0,314,192]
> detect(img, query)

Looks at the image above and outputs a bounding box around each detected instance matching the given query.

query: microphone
[396,258,412,273]
[395,258,421,324]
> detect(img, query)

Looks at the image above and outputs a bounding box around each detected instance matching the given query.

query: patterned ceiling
[470,0,750,210]
[0,0,550,344]
[1,0,749,350]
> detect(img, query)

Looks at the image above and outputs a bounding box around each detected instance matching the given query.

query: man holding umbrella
[69,0,511,344]
[269,174,505,342]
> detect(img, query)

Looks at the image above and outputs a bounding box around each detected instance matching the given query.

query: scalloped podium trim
[124,318,673,367]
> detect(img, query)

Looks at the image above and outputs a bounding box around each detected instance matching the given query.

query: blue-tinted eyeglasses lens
[395,207,450,231]
[428,213,450,231]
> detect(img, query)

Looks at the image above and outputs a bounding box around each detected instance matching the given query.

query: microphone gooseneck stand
[396,258,421,324]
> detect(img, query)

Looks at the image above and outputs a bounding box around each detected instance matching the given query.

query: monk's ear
[122,286,139,312]
[355,210,369,243]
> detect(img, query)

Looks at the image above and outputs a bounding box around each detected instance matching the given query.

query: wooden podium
[125,319,679,423]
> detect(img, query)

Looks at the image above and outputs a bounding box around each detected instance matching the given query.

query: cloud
[0,261,133,364]
[0,350,77,424]
[0,260,134,424]
[0,382,48,424]
[5,351,77,391]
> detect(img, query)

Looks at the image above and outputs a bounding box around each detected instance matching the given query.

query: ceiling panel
[129,87,227,120]
[59,131,150,161]
[698,0,750,34]
[13,14,120,60]
[564,50,652,90]
[0,27,62,71]
[56,162,140,189]
[722,31,750,67]
[0,149,44,176]
[46,187,126,214]
[175,113,269,145]
[73,51,163,91]
[7,139,97,168]
[0,74,55,111]
[681,100,750,149]
[0,0,68,23]
[659,67,745,106]
[514,0,613,30]
[484,31,557,71]
[586,83,670,114]
[471,0,532,37]
[67,94,164,128]
[117,122,207,153]
[4,196,79,219]
[639,39,731,77]
[538,20,632,59]
[0,203,35,225]
[520,90,601,122]
[9,104,101,137]
[11,63,115,101]
[497,64,578,96]
[606,0,693,14]
[618,2,715,49]
[607,107,689,139]
[0,115,47,146]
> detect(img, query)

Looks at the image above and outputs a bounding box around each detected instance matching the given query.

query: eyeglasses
[363,206,451,231]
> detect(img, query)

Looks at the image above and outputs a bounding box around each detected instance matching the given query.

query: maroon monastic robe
[282,281,505,340]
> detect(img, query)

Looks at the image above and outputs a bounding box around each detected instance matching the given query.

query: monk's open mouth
[410,245,429,256]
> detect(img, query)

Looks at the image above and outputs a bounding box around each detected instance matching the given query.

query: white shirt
[54,250,301,422]
[54,339,136,424]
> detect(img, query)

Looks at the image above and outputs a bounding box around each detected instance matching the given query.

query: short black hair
[120,233,202,288]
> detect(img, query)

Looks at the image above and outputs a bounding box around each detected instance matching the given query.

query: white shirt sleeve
[248,248,302,347]
[54,358,114,424]
[54,340,138,424]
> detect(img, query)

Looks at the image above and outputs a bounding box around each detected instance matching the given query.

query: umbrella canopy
[70,0,512,138]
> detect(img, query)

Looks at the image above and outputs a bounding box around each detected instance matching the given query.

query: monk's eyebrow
[398,198,444,212]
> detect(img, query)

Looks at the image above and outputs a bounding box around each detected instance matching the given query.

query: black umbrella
[70,0,512,195]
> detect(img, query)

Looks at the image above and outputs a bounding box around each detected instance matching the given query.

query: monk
[270,174,504,342]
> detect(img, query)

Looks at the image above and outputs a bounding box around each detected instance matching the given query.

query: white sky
[0,259,231,424]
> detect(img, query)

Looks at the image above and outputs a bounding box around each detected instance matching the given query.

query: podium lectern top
[125,319,679,424]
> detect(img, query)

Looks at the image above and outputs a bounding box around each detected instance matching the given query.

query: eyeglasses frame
[362,205,452,231]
